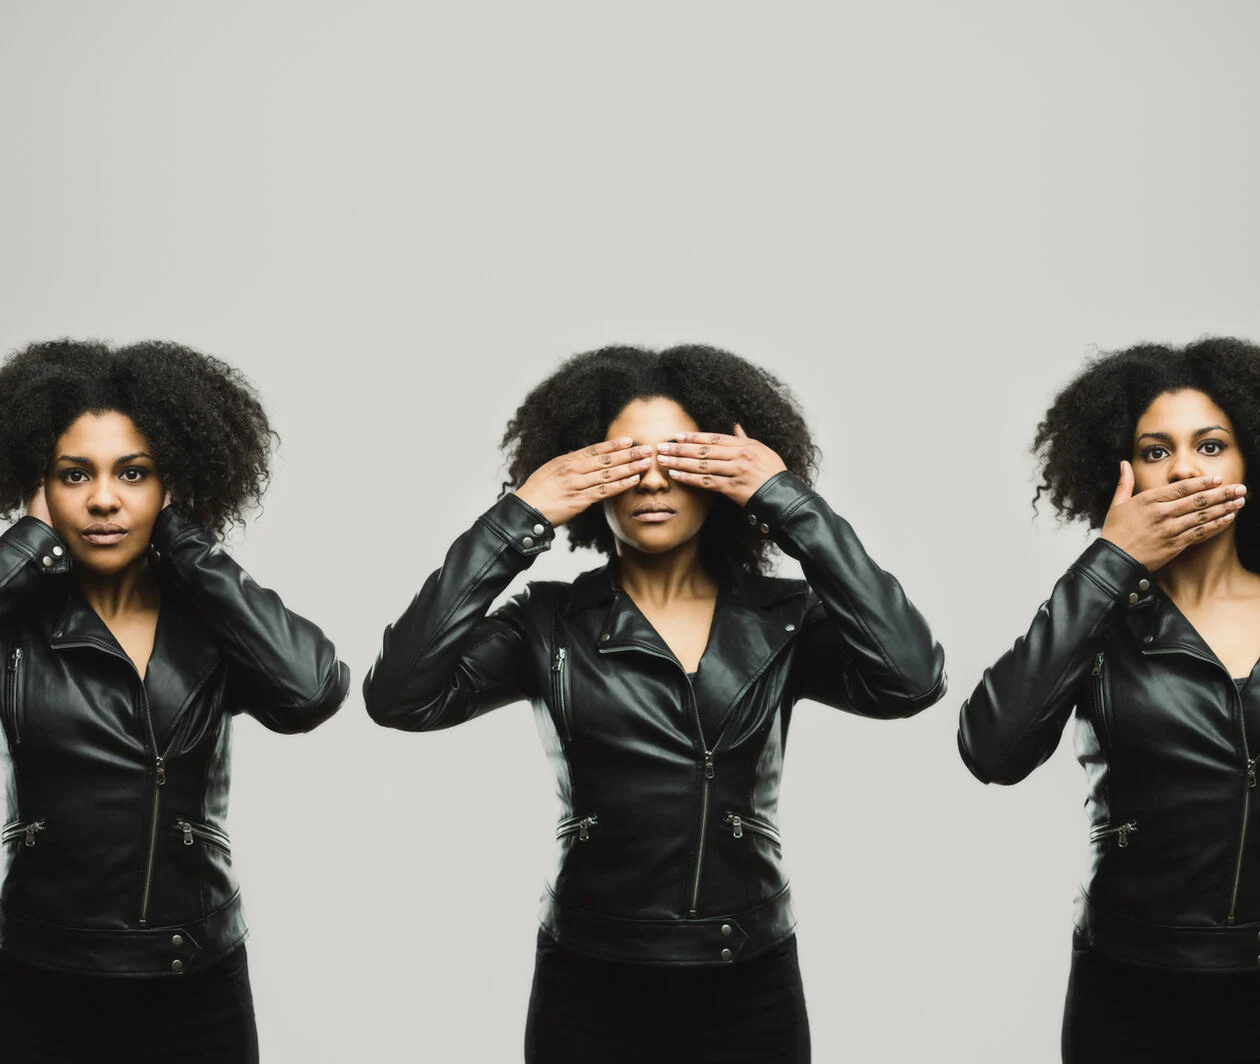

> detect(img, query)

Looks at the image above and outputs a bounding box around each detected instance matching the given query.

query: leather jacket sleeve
[151,509,350,734]
[748,471,946,719]
[363,493,553,731]
[958,537,1150,784]
[0,517,72,619]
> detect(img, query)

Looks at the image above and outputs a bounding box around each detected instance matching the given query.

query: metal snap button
[1138,579,1150,591]
[601,634,610,641]
[532,524,545,536]
[171,959,184,973]
[171,934,184,948]
[41,556,52,567]
[52,546,64,557]
[784,624,796,633]
[720,948,733,962]
[1128,593,1139,605]
[747,514,757,525]
[759,523,770,535]
[721,924,733,937]
[1143,635,1153,644]
[522,536,535,549]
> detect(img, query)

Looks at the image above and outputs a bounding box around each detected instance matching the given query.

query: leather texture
[959,537,1260,970]
[0,511,350,976]
[365,470,946,965]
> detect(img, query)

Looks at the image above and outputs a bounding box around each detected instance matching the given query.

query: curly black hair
[501,344,818,579]
[1033,336,1260,570]
[0,339,274,536]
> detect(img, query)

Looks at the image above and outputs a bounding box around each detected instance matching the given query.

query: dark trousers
[1062,939,1260,1063]
[524,929,811,1064]
[0,945,259,1063]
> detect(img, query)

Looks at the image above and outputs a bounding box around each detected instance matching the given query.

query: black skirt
[0,944,258,1063]
[525,928,810,1064]
[1063,935,1260,1063]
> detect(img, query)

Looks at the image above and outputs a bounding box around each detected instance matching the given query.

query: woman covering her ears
[960,338,1260,1062]
[365,344,946,1064]
[0,340,349,1063]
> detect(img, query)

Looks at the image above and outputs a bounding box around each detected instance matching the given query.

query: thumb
[733,423,749,439]
[1111,460,1135,506]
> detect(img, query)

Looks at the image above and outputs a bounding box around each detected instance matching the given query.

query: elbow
[956,720,1033,786]
[883,647,949,719]
[264,662,351,734]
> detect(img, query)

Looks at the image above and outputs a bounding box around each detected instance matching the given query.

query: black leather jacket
[960,538,1260,971]
[0,512,349,977]
[365,471,946,965]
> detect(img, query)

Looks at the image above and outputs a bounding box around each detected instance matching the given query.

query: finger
[1149,475,1223,505]
[733,423,749,438]
[570,444,652,476]
[664,468,728,494]
[1160,482,1246,519]
[657,454,739,477]
[1111,462,1134,507]
[674,431,740,448]
[575,455,654,489]
[571,437,636,464]
[1168,496,1246,536]
[1173,508,1238,547]
[658,440,741,462]
[581,472,641,502]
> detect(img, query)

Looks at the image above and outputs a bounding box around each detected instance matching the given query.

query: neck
[1157,530,1250,607]
[615,538,717,606]
[75,556,160,621]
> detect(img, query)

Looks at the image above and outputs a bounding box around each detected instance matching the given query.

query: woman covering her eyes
[0,340,350,1063]
[364,344,946,1063]
[959,337,1260,1062]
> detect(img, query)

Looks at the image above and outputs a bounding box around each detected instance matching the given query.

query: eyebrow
[55,451,154,466]
[1137,426,1231,443]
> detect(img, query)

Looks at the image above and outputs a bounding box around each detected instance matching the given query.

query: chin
[68,549,147,576]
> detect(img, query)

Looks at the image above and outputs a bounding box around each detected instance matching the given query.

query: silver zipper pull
[1249,759,1257,789]
[1118,822,1135,847]
[8,647,21,670]
[155,757,166,786]
[177,821,194,846]
[727,815,743,839]
[24,821,43,847]
[578,815,598,841]
[704,752,715,780]
[1092,652,1103,676]
[553,647,567,671]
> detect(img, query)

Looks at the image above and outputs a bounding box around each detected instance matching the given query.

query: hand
[1100,461,1246,571]
[515,438,654,527]
[24,483,52,527]
[655,424,788,507]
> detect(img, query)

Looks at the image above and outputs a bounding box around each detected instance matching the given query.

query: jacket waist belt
[1075,893,1260,971]
[540,884,796,966]
[0,891,247,977]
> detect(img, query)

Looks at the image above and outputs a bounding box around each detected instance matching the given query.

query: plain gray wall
[3,2,1260,1060]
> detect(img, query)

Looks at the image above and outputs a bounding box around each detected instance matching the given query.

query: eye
[58,468,89,484]
[1140,445,1169,462]
[1199,440,1227,456]
[119,466,149,483]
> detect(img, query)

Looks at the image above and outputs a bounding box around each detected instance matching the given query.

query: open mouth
[80,523,128,547]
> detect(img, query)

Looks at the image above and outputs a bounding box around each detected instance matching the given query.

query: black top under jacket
[960,538,1260,971]
[364,471,946,966]
[0,511,350,977]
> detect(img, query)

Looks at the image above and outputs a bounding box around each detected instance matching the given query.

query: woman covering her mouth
[364,344,946,1063]
[0,340,350,1062]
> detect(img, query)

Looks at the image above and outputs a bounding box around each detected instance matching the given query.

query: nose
[637,449,671,491]
[1168,448,1202,483]
[86,481,121,514]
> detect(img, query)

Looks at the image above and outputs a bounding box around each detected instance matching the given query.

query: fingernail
[1214,476,1223,484]
[668,469,681,478]
[1238,485,1249,497]
[618,437,633,446]
[658,454,673,464]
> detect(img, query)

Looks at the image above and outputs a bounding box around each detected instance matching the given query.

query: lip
[631,507,676,523]
[80,524,128,547]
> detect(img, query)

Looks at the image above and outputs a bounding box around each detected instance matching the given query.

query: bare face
[1132,389,1246,496]
[603,397,713,556]
[44,411,165,577]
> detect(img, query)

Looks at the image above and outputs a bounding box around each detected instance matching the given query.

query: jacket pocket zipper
[1,817,46,847]
[5,646,23,745]
[724,811,782,846]
[1091,651,1113,749]
[551,647,573,742]
[173,818,232,854]
[1090,820,1137,848]
[556,813,599,842]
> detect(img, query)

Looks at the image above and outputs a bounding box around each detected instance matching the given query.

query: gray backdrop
[3,2,1259,1060]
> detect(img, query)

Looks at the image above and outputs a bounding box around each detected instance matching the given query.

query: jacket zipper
[600,640,717,916]
[54,638,173,927]
[1,818,46,847]
[1091,651,1113,749]
[174,818,231,853]
[5,646,22,744]
[1089,820,1137,848]
[556,813,599,842]
[1144,645,1253,923]
[551,647,573,742]
[724,811,782,845]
